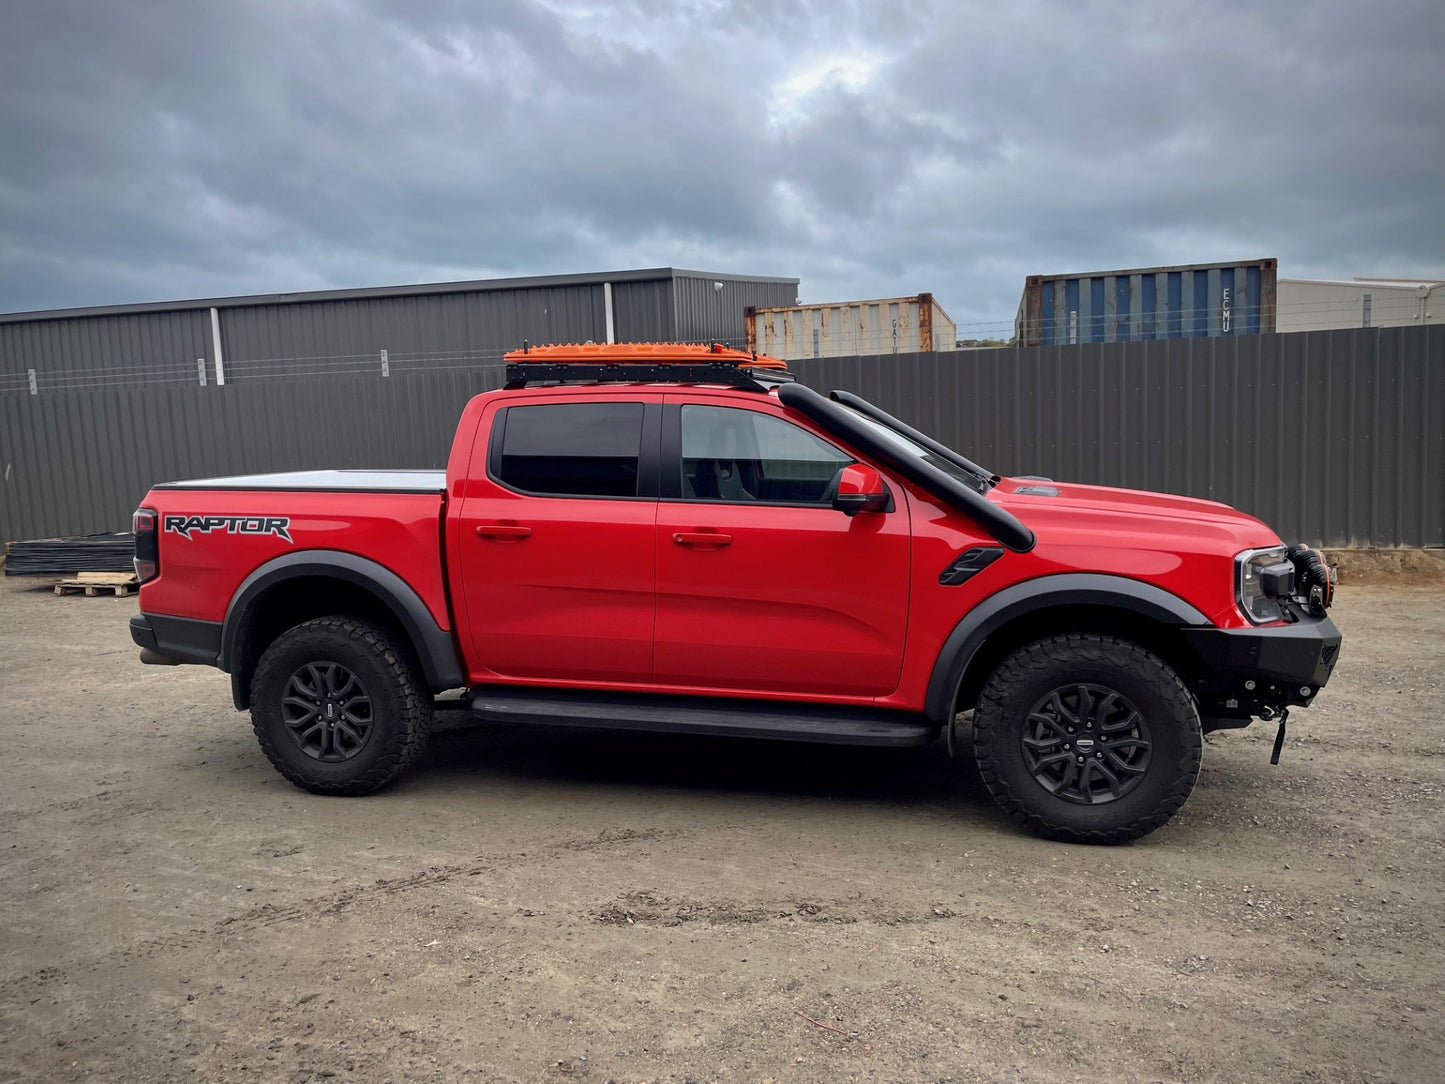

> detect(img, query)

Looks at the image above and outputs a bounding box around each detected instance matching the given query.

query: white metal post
[603,282,615,344]
[209,308,226,386]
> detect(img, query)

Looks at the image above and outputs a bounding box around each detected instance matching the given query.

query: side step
[467,688,939,747]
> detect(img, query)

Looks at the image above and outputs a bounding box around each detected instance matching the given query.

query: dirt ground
[0,578,1441,1084]
[1323,547,1445,585]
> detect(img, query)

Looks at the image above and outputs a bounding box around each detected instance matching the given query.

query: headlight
[1236,546,1291,624]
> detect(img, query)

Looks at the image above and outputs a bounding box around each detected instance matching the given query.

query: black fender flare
[221,550,465,705]
[923,573,1211,724]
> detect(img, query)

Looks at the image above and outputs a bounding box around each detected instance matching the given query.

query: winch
[1286,543,1336,617]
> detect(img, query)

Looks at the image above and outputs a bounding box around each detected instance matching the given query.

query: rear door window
[495,402,645,498]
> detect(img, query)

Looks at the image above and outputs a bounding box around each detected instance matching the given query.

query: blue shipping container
[1015,260,1277,346]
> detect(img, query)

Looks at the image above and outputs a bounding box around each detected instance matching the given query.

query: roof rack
[502,341,794,391]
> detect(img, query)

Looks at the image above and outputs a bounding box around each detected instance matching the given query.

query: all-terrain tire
[973,634,1202,844]
[250,616,433,796]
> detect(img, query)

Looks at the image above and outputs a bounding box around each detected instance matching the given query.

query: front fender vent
[939,546,1005,586]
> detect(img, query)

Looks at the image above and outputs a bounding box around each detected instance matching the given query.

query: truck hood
[991,476,1281,550]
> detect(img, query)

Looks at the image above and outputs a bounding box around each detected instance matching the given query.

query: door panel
[654,400,911,697]
[457,397,659,683]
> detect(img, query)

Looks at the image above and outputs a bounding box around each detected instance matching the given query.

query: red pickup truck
[130,343,1340,843]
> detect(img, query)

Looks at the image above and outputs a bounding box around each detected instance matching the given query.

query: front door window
[681,405,852,505]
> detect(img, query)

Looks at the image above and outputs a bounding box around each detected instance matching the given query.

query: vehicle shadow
[414,717,994,816]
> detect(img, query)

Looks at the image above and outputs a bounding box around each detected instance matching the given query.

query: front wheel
[973,634,1202,844]
[250,616,433,796]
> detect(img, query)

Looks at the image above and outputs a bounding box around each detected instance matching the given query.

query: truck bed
[138,472,450,632]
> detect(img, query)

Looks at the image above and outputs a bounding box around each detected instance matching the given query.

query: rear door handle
[475,523,532,540]
[673,531,732,547]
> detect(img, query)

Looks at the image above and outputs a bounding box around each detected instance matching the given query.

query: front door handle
[673,531,732,547]
[475,523,532,540]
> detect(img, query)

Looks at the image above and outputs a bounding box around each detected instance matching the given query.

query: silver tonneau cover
[154,469,446,493]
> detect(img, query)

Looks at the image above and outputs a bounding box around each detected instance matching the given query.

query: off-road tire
[250,616,433,796]
[973,634,1202,844]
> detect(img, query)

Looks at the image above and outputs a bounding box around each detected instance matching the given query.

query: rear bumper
[1182,615,1341,712]
[130,613,222,666]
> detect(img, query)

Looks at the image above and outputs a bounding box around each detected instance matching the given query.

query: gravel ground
[0,578,1441,1084]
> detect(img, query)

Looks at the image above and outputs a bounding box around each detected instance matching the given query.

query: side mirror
[832,464,891,516]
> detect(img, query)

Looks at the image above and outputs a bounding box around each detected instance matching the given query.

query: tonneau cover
[154,469,446,493]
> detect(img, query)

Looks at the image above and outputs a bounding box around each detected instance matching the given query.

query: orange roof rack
[504,341,790,370]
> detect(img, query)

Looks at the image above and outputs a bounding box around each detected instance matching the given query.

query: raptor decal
[163,514,293,543]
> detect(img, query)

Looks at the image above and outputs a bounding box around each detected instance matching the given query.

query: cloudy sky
[2,0,1441,335]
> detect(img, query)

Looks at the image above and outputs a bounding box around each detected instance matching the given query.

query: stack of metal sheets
[3,533,135,576]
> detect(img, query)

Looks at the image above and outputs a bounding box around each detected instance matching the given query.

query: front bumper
[1182,614,1341,716]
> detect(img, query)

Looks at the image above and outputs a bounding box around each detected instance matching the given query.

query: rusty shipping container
[1015,259,1277,346]
[745,294,957,360]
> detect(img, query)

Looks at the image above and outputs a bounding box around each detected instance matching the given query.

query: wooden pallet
[54,572,138,597]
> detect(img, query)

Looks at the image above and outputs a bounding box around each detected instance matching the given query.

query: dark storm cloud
[2,0,1441,332]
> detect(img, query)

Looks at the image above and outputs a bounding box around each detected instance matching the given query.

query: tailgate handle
[475,523,532,540]
[673,531,732,547]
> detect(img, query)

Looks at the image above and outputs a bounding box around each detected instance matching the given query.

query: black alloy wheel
[1021,683,1152,805]
[972,634,1202,844]
[281,660,375,761]
[250,616,433,796]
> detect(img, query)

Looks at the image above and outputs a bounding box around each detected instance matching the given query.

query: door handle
[475,523,532,540]
[673,531,732,547]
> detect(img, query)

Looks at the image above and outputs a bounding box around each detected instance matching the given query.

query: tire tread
[251,616,432,796]
[972,634,1201,844]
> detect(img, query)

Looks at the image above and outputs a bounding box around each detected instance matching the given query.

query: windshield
[842,407,993,494]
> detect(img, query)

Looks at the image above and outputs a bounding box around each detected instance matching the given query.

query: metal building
[745,294,957,360]
[1277,277,1444,333]
[0,268,799,392]
[1015,260,1277,346]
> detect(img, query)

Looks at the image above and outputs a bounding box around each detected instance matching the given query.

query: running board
[467,688,938,747]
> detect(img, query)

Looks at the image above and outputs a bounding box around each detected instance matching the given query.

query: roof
[1026,259,1276,282]
[0,267,801,324]
[1351,276,1445,286]
[1280,277,1444,289]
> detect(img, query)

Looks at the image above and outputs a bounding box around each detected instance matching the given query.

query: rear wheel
[973,634,1201,844]
[250,616,433,796]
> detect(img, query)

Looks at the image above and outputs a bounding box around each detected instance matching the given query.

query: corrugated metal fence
[0,368,505,542]
[2,325,1440,548]
[791,325,1443,548]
